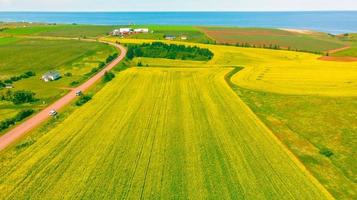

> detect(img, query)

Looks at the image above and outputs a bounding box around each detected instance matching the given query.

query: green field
[0,37,116,124]
[201,27,347,52]
[1,24,116,38]
[125,25,213,43]
[332,34,357,57]
[0,67,331,199]
[236,88,357,199]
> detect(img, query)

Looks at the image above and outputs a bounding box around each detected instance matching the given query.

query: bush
[14,109,34,121]
[0,109,34,131]
[320,148,334,158]
[0,81,5,88]
[64,72,73,77]
[102,71,115,83]
[75,95,92,106]
[70,81,80,87]
[11,90,36,105]
[106,53,119,63]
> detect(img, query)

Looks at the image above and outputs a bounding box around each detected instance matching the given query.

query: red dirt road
[0,42,127,152]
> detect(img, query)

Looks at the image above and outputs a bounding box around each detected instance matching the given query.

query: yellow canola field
[0,67,332,199]
[108,38,357,96]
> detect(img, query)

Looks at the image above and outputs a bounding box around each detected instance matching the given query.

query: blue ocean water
[0,11,356,34]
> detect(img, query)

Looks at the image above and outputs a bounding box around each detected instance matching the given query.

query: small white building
[134,28,149,33]
[42,71,61,82]
[181,36,188,40]
[165,35,176,40]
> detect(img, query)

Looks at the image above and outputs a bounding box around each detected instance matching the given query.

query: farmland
[201,27,346,52]
[0,37,117,126]
[236,88,357,199]
[1,24,117,38]
[0,24,356,199]
[0,67,331,199]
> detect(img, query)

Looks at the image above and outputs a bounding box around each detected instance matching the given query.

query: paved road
[0,42,127,152]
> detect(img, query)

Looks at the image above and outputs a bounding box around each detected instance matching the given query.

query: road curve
[0,42,127,152]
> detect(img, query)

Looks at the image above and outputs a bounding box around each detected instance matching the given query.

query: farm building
[181,36,188,40]
[111,28,133,36]
[42,71,61,82]
[111,28,149,36]
[134,28,149,33]
[165,35,176,40]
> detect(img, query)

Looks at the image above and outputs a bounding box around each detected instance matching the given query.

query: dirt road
[0,42,127,152]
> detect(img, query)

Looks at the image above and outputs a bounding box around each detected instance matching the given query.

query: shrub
[75,95,92,106]
[64,72,73,77]
[320,148,334,158]
[102,71,115,83]
[0,109,34,131]
[14,109,34,121]
[70,81,80,87]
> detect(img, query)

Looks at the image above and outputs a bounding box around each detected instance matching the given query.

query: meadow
[1,24,117,38]
[0,37,116,125]
[0,67,331,199]
[236,88,357,199]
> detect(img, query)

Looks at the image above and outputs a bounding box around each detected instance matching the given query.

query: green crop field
[1,24,117,38]
[201,27,346,52]
[0,67,331,199]
[0,37,116,124]
[236,88,357,199]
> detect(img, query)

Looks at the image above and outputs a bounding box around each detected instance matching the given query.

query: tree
[102,71,115,83]
[11,90,36,105]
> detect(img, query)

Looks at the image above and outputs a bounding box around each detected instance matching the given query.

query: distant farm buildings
[42,71,61,82]
[111,28,149,36]
[165,35,176,40]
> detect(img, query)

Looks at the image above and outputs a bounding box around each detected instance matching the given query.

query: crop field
[236,88,357,199]
[1,24,116,38]
[0,67,331,199]
[201,27,346,52]
[0,37,116,123]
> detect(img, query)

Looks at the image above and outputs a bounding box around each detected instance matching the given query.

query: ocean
[0,11,357,34]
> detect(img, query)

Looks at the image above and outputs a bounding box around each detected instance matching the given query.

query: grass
[0,67,331,199]
[201,27,346,52]
[1,24,116,38]
[0,37,117,123]
[332,34,357,57]
[236,88,357,199]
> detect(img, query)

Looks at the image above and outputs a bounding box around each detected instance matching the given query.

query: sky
[0,0,356,11]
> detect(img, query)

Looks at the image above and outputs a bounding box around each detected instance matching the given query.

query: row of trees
[0,109,34,131]
[126,42,214,61]
[221,42,323,55]
[0,71,36,88]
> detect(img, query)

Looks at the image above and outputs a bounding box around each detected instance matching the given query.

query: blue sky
[0,0,356,11]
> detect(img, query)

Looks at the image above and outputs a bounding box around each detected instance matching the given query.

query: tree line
[126,42,214,61]
[0,71,36,88]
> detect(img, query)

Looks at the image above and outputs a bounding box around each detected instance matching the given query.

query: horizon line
[1,10,357,13]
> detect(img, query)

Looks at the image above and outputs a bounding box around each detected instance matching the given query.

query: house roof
[43,71,61,77]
